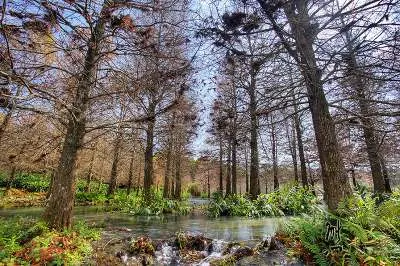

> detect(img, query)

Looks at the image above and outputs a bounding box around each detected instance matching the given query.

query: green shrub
[75,192,108,205]
[281,192,400,265]
[207,184,316,218]
[11,173,50,192]
[108,189,191,215]
[0,217,99,265]
[186,182,201,197]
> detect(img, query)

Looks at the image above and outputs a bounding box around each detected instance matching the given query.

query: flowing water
[0,205,299,265]
[0,206,284,241]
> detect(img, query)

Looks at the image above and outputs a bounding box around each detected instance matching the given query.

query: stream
[0,205,301,265]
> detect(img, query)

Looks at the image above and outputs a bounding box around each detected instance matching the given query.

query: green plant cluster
[0,217,100,265]
[0,173,50,192]
[207,185,317,218]
[107,190,192,215]
[282,190,400,265]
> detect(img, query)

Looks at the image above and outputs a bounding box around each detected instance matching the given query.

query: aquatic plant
[207,185,316,218]
[108,189,191,215]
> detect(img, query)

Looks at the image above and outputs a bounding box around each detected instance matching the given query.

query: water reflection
[0,207,283,241]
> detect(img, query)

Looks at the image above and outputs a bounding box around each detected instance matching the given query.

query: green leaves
[281,189,400,265]
[207,184,316,218]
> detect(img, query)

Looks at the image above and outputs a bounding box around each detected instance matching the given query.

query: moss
[175,232,212,251]
[129,236,155,255]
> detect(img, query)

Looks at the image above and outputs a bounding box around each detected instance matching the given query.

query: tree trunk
[293,98,308,187]
[307,158,316,196]
[44,2,109,229]
[244,141,249,194]
[271,118,279,190]
[249,72,259,199]
[226,138,232,196]
[231,85,238,194]
[85,149,96,193]
[207,168,211,198]
[0,109,12,143]
[127,155,135,195]
[144,115,156,199]
[107,131,122,196]
[219,133,224,193]
[7,165,16,190]
[261,0,352,210]
[163,139,172,198]
[342,28,389,194]
[231,130,237,194]
[174,150,181,200]
[380,156,392,193]
[287,119,298,183]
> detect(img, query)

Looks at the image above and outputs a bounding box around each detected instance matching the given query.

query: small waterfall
[196,239,227,266]
[155,242,179,265]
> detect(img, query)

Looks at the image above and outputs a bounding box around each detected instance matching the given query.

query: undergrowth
[107,189,192,215]
[280,189,400,265]
[0,217,100,265]
[207,184,317,218]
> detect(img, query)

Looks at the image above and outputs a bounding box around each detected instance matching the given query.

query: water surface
[0,206,285,241]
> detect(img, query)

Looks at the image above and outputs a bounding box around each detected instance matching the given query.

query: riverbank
[0,208,295,265]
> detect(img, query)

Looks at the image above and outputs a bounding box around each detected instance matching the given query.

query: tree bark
[231,85,238,194]
[380,156,392,193]
[257,0,352,209]
[249,71,259,199]
[44,5,108,228]
[85,148,96,193]
[244,141,249,194]
[144,113,156,199]
[174,149,182,200]
[271,118,279,190]
[219,133,224,193]
[342,28,389,194]
[287,119,298,183]
[163,138,172,198]
[107,130,122,196]
[127,155,134,195]
[293,99,308,187]
[225,137,232,196]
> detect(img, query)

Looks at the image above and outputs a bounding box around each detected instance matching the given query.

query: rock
[209,255,237,266]
[222,241,242,255]
[232,246,254,260]
[175,232,212,251]
[180,250,207,264]
[129,236,155,256]
[268,236,281,251]
[237,250,304,266]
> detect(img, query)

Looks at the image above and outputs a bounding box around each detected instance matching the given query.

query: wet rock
[175,232,212,251]
[129,236,155,256]
[209,245,254,266]
[236,250,303,266]
[222,242,242,255]
[209,255,237,266]
[180,249,207,264]
[268,236,281,251]
[232,246,254,260]
[254,236,283,252]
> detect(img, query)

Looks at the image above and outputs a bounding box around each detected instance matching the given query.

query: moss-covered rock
[175,232,212,251]
[129,236,155,256]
